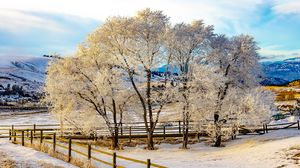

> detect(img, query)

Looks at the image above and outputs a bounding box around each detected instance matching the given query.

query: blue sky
[0,0,299,61]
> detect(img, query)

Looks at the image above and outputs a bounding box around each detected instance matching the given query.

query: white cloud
[2,0,299,60]
[259,47,300,61]
[0,9,64,33]
[0,0,265,32]
[273,0,300,15]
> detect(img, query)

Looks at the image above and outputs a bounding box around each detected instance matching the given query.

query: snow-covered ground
[0,112,58,125]
[111,129,300,168]
[269,115,300,125]
[2,112,300,167]
[3,127,300,168]
[0,139,77,167]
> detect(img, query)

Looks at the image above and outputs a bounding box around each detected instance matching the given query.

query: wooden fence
[1,120,300,139]
[9,129,166,168]
[0,121,200,139]
[2,120,300,167]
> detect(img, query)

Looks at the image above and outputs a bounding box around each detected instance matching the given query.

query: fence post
[113,152,117,168]
[40,130,43,144]
[179,121,181,134]
[30,130,33,144]
[129,126,132,143]
[53,133,56,152]
[33,124,36,133]
[13,130,16,142]
[88,144,91,160]
[68,138,72,162]
[147,159,151,168]
[121,123,123,136]
[9,129,11,140]
[265,124,268,133]
[163,126,166,140]
[11,125,14,133]
[297,120,299,130]
[11,125,15,141]
[263,124,265,134]
[21,131,24,146]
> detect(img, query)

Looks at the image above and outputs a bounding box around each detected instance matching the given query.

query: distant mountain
[0,56,51,100]
[261,57,300,85]
[153,57,300,86]
[1,54,300,99]
[260,77,289,86]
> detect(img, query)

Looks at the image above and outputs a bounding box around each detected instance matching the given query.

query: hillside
[0,56,51,102]
[262,57,300,85]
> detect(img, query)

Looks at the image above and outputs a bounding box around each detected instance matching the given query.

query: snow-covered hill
[153,57,300,86]
[0,56,51,100]
[262,57,300,85]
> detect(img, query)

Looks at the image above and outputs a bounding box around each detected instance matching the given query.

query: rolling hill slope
[0,56,51,100]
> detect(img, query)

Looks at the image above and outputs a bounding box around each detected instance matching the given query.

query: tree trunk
[182,124,189,149]
[181,78,189,149]
[146,70,155,150]
[214,122,222,147]
[112,126,119,150]
[215,135,222,147]
[111,99,119,150]
[147,129,154,150]
[182,111,189,149]
[127,71,149,144]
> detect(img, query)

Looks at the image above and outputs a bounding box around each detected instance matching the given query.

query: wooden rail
[1,120,300,139]
[4,120,300,167]
[0,122,194,139]
[9,129,166,168]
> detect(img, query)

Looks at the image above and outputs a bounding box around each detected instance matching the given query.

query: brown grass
[0,151,16,168]
[18,140,97,168]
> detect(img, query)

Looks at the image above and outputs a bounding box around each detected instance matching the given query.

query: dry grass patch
[0,151,16,168]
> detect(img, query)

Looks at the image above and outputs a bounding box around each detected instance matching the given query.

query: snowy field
[1,112,300,167]
[3,128,300,168]
[113,129,300,168]
[0,111,58,125]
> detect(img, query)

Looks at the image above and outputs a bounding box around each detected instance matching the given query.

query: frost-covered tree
[88,9,174,150]
[235,88,275,127]
[203,34,273,147]
[44,8,275,150]
[44,47,133,149]
[167,21,213,149]
[186,64,225,137]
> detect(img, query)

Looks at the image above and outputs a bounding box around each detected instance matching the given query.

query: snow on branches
[44,8,276,149]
